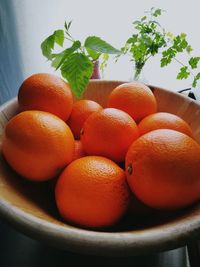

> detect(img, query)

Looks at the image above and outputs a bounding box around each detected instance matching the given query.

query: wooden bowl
[0,80,200,256]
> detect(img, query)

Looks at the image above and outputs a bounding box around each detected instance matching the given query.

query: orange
[138,112,193,137]
[125,129,200,210]
[18,73,73,121]
[55,156,130,228]
[72,140,86,161]
[2,110,75,181]
[67,100,102,139]
[81,108,139,162]
[107,82,157,122]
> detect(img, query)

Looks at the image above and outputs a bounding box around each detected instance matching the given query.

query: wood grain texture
[0,80,199,257]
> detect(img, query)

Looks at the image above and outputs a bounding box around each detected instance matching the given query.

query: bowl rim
[0,80,200,256]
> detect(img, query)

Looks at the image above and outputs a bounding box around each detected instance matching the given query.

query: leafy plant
[41,21,122,97]
[121,7,200,88]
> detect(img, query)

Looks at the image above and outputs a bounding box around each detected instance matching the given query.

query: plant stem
[134,66,143,80]
[173,57,195,78]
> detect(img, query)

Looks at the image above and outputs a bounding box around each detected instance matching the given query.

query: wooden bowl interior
[0,80,199,255]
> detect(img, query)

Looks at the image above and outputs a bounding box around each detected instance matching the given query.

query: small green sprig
[121,8,167,80]
[41,21,122,97]
[122,7,200,88]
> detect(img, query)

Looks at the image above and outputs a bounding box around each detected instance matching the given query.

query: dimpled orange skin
[55,156,131,229]
[72,140,86,161]
[125,129,200,210]
[138,112,193,137]
[107,82,157,122]
[18,73,73,121]
[67,100,103,139]
[2,111,75,181]
[81,108,139,163]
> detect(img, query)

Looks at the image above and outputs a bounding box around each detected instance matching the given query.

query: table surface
[0,1,198,266]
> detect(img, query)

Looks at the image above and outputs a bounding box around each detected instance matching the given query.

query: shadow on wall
[0,0,24,104]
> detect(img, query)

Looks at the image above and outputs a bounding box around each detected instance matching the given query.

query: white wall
[12,0,200,91]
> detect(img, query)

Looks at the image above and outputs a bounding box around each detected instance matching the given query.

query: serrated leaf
[41,29,64,60]
[186,45,193,53]
[173,35,188,52]
[153,8,162,17]
[41,34,55,60]
[166,31,174,39]
[192,72,200,87]
[189,57,200,69]
[61,53,93,97]
[51,40,81,69]
[54,30,64,46]
[161,47,176,67]
[86,47,100,60]
[127,34,138,44]
[85,36,122,55]
[180,32,187,39]
[177,66,190,80]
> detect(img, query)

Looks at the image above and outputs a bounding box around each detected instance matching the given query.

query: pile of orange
[2,73,200,229]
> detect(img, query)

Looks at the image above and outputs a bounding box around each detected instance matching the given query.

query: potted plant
[41,8,200,99]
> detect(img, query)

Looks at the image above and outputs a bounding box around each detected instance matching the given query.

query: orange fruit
[2,110,74,181]
[138,112,193,137]
[18,73,73,121]
[125,129,200,210]
[81,108,139,162]
[55,156,130,228]
[107,82,157,122]
[72,140,86,161]
[67,100,102,139]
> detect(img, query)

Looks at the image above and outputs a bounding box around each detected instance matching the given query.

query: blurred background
[1,0,200,102]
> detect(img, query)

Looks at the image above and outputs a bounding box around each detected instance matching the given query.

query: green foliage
[122,8,167,79]
[41,9,200,94]
[61,53,93,97]
[177,66,190,79]
[41,22,121,97]
[121,7,200,89]
[51,41,81,69]
[189,57,200,69]
[85,36,122,55]
[100,53,109,77]
[41,30,64,60]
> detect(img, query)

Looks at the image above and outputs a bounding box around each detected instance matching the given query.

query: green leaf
[51,40,81,69]
[41,29,64,60]
[65,20,72,31]
[177,66,190,80]
[133,20,141,25]
[186,45,193,53]
[173,35,188,52]
[85,36,122,55]
[192,72,200,87]
[127,34,138,44]
[41,34,55,60]
[100,53,109,75]
[152,8,162,17]
[130,42,147,61]
[141,16,147,21]
[61,53,93,97]
[189,57,200,69]
[86,47,100,60]
[54,30,64,46]
[161,48,176,67]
